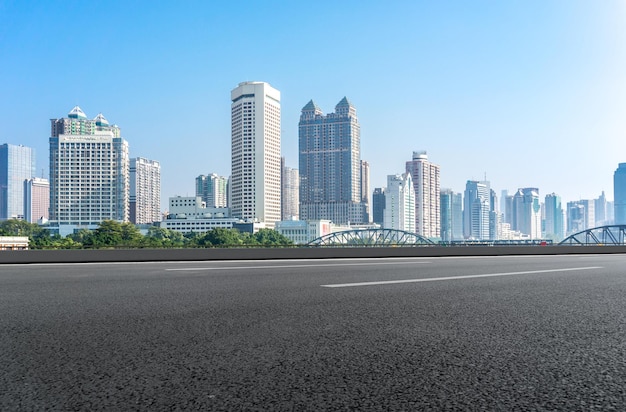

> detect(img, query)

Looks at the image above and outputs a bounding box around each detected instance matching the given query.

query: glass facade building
[614,163,626,225]
[0,144,35,220]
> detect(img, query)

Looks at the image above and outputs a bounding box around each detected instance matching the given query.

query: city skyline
[1,1,625,208]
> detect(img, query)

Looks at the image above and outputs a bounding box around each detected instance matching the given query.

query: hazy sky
[1,0,625,209]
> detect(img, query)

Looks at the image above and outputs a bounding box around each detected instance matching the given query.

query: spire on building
[68,106,87,119]
[94,113,109,126]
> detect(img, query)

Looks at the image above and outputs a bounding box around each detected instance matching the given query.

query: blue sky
[1,0,625,209]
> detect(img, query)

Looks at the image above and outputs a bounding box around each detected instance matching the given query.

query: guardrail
[1,245,626,264]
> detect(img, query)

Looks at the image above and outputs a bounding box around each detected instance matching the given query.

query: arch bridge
[559,225,626,245]
[307,228,435,247]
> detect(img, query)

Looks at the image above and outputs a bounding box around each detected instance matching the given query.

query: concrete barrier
[0,245,625,264]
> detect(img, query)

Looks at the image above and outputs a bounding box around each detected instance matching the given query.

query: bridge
[559,225,626,245]
[307,228,435,247]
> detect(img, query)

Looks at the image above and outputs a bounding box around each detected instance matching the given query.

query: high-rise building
[196,173,228,208]
[372,187,386,225]
[0,144,35,220]
[594,191,608,226]
[463,180,490,240]
[544,193,565,241]
[384,173,415,232]
[361,160,371,223]
[299,98,366,225]
[614,163,626,225]
[231,82,281,227]
[440,189,463,242]
[49,107,129,226]
[405,151,440,238]
[130,157,161,224]
[281,158,299,220]
[566,199,595,234]
[24,177,49,223]
[512,188,541,238]
[489,189,499,240]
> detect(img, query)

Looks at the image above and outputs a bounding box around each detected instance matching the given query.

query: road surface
[2,254,625,410]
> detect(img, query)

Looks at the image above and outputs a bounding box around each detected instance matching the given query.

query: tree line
[0,220,294,249]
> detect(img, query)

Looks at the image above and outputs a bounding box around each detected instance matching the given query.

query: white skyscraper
[130,157,161,224]
[406,151,440,238]
[50,106,129,227]
[231,82,281,227]
[384,173,415,233]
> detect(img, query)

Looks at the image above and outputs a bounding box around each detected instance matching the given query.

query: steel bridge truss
[559,225,626,245]
[308,229,435,247]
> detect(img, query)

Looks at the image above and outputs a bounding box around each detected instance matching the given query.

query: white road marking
[320,266,604,288]
[165,261,432,271]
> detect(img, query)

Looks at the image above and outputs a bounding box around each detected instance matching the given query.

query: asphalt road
[2,254,626,410]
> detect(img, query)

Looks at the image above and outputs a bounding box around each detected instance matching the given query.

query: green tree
[253,229,294,247]
[198,228,243,247]
[144,226,185,248]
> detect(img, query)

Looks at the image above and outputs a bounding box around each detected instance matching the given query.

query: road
[2,254,626,410]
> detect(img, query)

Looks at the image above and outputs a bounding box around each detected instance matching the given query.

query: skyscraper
[566,199,595,233]
[440,189,463,242]
[231,82,281,227]
[384,173,415,232]
[361,160,371,223]
[594,191,608,226]
[544,193,564,241]
[49,107,129,226]
[24,177,49,223]
[614,163,626,225]
[299,98,365,225]
[512,188,541,238]
[405,151,440,238]
[281,158,299,220]
[372,188,386,225]
[463,180,490,240]
[196,173,228,208]
[0,143,35,220]
[130,157,161,224]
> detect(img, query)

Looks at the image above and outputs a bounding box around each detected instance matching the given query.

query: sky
[1,0,625,210]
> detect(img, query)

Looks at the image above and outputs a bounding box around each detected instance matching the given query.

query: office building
[361,160,371,223]
[161,196,237,234]
[196,173,228,208]
[615,163,626,225]
[49,107,129,226]
[406,151,440,238]
[281,158,299,220]
[24,177,49,223]
[566,199,595,234]
[372,188,386,225]
[130,157,161,224]
[440,189,463,242]
[275,219,332,244]
[594,191,608,226]
[544,193,565,241]
[512,188,541,239]
[383,173,415,232]
[0,144,35,220]
[231,82,281,227]
[299,98,366,225]
[463,180,490,240]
